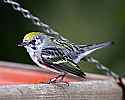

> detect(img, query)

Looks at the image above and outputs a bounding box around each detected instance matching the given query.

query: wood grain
[0,80,123,100]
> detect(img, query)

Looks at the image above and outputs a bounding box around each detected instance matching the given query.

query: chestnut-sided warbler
[17,32,113,83]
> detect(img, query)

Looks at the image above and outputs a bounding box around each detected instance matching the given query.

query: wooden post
[0,61,124,100]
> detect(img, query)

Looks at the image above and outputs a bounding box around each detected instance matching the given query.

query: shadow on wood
[0,61,124,100]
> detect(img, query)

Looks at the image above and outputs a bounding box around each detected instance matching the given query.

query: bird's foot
[48,77,57,83]
[47,74,69,86]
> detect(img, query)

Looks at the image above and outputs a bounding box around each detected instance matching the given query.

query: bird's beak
[16,41,28,46]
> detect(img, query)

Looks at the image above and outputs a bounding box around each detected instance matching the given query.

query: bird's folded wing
[41,48,85,77]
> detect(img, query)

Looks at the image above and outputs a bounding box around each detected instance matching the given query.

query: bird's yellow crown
[23,32,40,41]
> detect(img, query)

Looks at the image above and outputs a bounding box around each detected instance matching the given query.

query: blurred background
[0,0,125,76]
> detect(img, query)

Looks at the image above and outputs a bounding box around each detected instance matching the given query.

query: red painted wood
[0,67,79,85]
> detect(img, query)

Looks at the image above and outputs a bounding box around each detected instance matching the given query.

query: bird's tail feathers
[79,41,114,56]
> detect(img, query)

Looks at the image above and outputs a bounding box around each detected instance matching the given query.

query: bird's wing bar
[41,47,80,68]
[42,57,86,78]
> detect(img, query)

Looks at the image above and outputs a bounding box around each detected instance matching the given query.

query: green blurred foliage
[0,0,125,76]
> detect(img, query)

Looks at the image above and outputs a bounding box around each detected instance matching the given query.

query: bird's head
[17,32,46,50]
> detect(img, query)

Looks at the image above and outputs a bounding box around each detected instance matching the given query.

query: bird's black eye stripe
[29,40,36,45]
[32,40,36,43]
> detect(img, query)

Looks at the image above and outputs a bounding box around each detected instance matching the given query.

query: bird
[17,32,113,83]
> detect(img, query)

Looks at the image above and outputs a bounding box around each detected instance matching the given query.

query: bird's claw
[47,77,69,86]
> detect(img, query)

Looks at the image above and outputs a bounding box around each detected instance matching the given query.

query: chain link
[84,57,119,80]
[3,0,59,36]
[85,57,125,96]
[3,0,120,81]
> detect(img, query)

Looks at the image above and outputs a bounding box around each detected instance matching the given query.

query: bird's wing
[40,47,85,78]
[52,38,82,62]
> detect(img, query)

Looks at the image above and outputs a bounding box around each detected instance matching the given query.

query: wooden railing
[0,61,124,100]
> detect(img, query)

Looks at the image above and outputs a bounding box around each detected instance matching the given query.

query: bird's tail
[79,41,114,56]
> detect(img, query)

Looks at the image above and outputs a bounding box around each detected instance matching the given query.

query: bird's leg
[48,72,69,85]
[48,74,64,83]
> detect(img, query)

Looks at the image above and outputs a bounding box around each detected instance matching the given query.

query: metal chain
[87,56,125,95]
[3,0,59,36]
[84,57,119,80]
[2,0,121,82]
